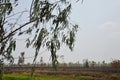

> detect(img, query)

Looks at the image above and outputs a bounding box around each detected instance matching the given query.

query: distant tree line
[5,58,120,68]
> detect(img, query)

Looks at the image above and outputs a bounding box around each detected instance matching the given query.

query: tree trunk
[0,60,3,80]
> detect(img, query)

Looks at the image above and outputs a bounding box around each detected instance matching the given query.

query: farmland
[3,67,120,80]
[3,60,120,80]
[3,72,120,80]
[4,66,120,73]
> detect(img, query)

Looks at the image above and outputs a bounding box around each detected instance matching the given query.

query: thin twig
[2,19,36,41]
[6,10,28,19]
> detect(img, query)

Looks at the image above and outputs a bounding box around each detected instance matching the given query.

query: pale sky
[10,0,120,64]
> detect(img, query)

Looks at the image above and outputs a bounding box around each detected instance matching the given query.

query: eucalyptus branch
[0,3,11,5]
[30,0,35,17]
[2,19,36,41]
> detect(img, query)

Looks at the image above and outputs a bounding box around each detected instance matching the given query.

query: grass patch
[3,72,120,80]
[3,74,98,80]
[3,74,29,80]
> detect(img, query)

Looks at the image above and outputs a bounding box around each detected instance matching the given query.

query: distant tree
[102,60,106,67]
[0,0,80,79]
[91,61,96,67]
[111,60,120,68]
[40,57,43,67]
[83,59,89,68]
[18,52,25,66]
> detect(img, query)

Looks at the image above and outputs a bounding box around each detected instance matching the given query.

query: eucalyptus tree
[0,1,18,79]
[0,0,79,79]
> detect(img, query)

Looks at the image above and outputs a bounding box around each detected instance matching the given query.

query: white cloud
[99,21,120,30]
[110,32,120,38]
[98,21,120,38]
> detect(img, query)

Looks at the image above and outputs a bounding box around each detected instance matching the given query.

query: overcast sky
[10,0,120,64]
